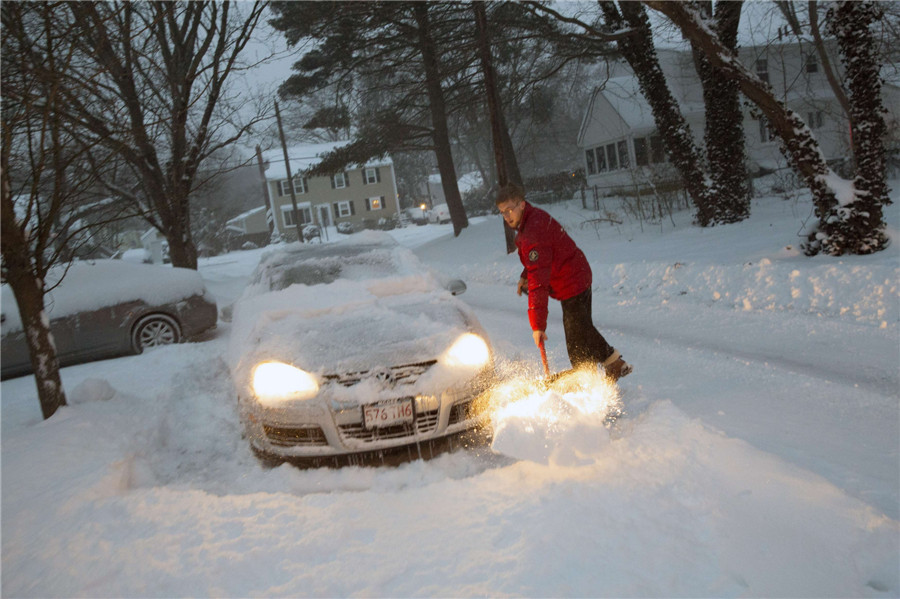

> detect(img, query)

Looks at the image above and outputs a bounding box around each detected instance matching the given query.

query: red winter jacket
[515,201,592,332]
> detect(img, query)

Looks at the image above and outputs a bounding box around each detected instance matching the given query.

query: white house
[140,228,167,264]
[578,43,900,194]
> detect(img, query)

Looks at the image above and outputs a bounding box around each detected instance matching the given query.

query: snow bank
[2,365,895,597]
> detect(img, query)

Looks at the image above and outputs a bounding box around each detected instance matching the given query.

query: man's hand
[516,277,527,296]
[532,329,547,349]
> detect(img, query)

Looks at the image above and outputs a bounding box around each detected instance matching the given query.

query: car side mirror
[447,280,467,296]
[0,313,5,324]
[219,304,233,323]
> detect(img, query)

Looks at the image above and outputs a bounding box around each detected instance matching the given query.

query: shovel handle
[539,338,550,377]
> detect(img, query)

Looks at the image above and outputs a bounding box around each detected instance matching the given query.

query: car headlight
[445,333,491,368]
[252,361,319,406]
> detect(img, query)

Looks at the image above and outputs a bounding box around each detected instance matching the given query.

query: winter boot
[601,351,633,382]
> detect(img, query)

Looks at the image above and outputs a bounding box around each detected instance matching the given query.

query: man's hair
[496,183,526,205]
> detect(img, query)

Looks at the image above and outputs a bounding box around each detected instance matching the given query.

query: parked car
[427,203,451,224]
[1,260,218,380]
[404,207,428,226]
[228,231,494,467]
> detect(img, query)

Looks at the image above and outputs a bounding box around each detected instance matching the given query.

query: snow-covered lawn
[2,185,898,597]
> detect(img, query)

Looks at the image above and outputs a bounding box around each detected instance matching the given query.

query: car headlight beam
[252,361,319,406]
[445,333,491,368]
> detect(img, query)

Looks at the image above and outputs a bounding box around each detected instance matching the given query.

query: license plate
[362,398,414,429]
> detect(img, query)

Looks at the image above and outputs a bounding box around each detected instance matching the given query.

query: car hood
[228,274,488,402]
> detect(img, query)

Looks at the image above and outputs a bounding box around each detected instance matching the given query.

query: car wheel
[131,314,181,353]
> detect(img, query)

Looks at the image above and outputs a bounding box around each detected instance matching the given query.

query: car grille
[323,360,437,387]
[263,424,328,447]
[338,403,440,442]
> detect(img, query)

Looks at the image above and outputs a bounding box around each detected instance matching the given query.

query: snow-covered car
[1,260,218,380]
[228,231,494,467]
[427,203,451,224]
[404,207,428,226]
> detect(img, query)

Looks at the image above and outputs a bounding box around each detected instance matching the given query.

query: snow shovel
[538,338,575,386]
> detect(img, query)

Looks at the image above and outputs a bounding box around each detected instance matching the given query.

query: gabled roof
[261,140,393,181]
[577,77,660,146]
[226,205,266,226]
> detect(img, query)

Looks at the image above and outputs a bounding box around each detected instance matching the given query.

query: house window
[617,140,630,169]
[605,143,618,171]
[759,118,777,143]
[281,205,312,227]
[366,196,384,211]
[364,168,381,184]
[333,200,354,218]
[332,172,348,189]
[586,149,596,175]
[805,54,818,73]
[596,146,607,172]
[634,137,649,167]
[279,177,307,196]
[756,59,769,85]
[650,135,666,164]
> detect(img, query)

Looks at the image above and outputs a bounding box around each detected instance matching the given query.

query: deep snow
[2,181,898,597]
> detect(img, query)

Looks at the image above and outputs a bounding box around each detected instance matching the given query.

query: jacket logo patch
[529,249,539,262]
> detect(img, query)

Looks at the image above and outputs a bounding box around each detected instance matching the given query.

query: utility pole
[255,145,276,238]
[274,100,303,243]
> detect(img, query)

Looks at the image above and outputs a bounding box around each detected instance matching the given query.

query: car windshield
[252,242,401,292]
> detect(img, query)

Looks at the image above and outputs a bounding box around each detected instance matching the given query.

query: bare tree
[59,1,267,269]
[647,0,890,255]
[1,2,119,418]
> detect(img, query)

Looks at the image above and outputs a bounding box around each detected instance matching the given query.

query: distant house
[259,141,400,238]
[422,171,485,207]
[225,206,270,249]
[140,228,167,264]
[578,43,900,194]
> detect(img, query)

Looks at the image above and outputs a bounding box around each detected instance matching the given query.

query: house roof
[262,140,393,181]
[577,77,667,146]
[226,205,266,226]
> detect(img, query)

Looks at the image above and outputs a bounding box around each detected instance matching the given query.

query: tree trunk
[828,0,891,252]
[646,0,889,256]
[413,3,468,237]
[691,0,751,225]
[600,2,717,225]
[0,174,67,420]
[474,1,519,253]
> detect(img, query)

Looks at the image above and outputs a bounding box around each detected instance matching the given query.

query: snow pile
[600,257,898,326]
[486,368,622,466]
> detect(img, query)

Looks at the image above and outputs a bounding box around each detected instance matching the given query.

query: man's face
[498,199,524,229]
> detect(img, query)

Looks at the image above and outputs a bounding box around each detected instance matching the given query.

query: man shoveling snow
[496,183,632,381]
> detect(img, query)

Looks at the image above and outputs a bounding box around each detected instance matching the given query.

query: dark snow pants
[561,288,616,369]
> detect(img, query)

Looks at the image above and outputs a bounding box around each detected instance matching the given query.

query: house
[260,141,400,238]
[424,171,485,205]
[140,228,167,264]
[225,205,270,249]
[578,43,900,195]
